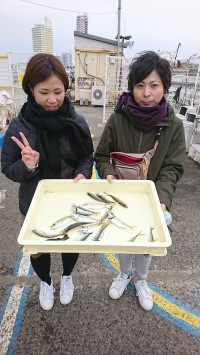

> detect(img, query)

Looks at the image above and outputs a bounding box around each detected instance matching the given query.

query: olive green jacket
[95,105,186,210]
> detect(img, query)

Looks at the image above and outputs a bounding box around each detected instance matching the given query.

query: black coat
[1,110,93,215]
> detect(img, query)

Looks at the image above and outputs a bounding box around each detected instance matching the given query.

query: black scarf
[21,96,93,178]
[115,92,168,132]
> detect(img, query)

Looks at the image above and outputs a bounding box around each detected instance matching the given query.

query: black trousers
[30,253,79,284]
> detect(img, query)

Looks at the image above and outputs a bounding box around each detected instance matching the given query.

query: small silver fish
[64,221,89,232]
[71,213,99,223]
[127,228,143,242]
[33,221,89,238]
[100,209,111,222]
[96,192,114,204]
[87,192,105,202]
[33,227,66,238]
[72,204,99,216]
[108,212,135,230]
[50,215,73,230]
[46,234,69,241]
[82,202,113,211]
[79,222,101,234]
[104,192,128,208]
[74,233,92,241]
[148,226,157,242]
[99,224,111,241]
[86,222,109,241]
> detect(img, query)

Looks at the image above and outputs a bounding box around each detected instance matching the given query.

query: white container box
[183,121,194,153]
[194,152,200,164]
[17,180,172,256]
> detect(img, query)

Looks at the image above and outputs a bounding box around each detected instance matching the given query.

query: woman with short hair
[95,51,185,311]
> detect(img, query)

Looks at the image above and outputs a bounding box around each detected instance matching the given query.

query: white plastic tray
[17,179,172,256]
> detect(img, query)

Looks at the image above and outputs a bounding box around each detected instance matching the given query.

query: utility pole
[174,42,181,61]
[117,0,121,56]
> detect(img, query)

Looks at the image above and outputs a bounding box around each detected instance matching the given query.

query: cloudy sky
[1,0,200,61]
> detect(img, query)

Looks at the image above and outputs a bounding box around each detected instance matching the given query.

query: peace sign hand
[11,132,40,168]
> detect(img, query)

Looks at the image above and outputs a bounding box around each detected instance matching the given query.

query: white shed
[74,31,127,105]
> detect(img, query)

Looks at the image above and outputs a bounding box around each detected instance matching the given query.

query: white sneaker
[39,281,55,311]
[134,280,153,311]
[60,275,74,305]
[109,272,131,300]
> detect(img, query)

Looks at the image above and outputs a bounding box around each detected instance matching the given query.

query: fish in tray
[50,215,73,230]
[126,227,144,242]
[32,221,89,239]
[32,227,67,238]
[73,233,92,241]
[82,202,114,211]
[87,192,106,202]
[50,204,102,230]
[148,226,158,242]
[74,222,110,242]
[98,192,128,208]
[72,204,101,216]
[96,192,114,204]
[104,192,128,208]
[79,222,103,234]
[46,234,69,241]
[87,191,128,208]
[107,211,136,230]
[86,222,110,241]
[71,213,99,223]
[126,226,158,243]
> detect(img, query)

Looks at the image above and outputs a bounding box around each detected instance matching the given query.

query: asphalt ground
[0,105,200,354]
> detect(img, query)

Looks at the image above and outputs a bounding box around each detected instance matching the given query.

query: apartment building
[32,17,53,54]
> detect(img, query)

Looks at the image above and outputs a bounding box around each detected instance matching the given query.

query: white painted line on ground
[0,253,31,354]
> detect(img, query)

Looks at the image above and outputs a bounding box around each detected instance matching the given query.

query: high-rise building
[61,51,73,69]
[76,13,88,34]
[32,17,53,54]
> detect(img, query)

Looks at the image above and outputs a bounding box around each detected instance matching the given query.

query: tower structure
[76,13,88,34]
[61,51,73,69]
[32,17,53,54]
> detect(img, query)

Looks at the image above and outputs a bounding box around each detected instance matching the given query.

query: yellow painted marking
[91,166,96,180]
[106,253,120,271]
[105,253,200,329]
[91,171,200,330]
[152,291,200,328]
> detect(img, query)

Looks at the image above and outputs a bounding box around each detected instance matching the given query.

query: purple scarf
[115,92,168,132]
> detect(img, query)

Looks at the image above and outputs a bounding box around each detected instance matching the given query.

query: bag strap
[154,127,162,150]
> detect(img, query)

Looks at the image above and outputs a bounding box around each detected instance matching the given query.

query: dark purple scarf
[115,92,168,132]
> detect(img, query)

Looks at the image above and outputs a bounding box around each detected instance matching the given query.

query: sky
[1,0,200,62]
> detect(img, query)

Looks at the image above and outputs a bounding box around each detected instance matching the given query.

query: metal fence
[103,56,200,123]
[103,56,130,123]
[1,52,200,121]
